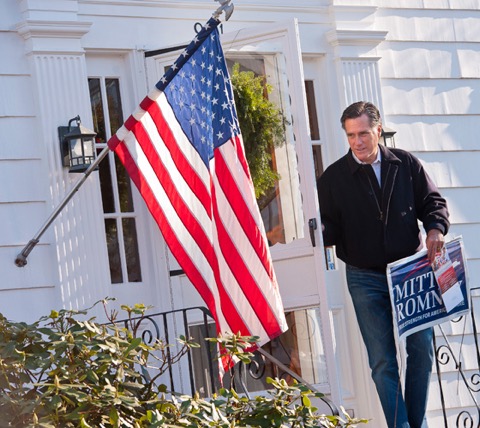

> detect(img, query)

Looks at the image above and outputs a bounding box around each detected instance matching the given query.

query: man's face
[344,113,382,164]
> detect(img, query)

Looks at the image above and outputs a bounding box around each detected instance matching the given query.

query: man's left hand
[426,228,445,263]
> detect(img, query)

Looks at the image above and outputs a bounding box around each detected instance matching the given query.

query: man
[317,101,449,428]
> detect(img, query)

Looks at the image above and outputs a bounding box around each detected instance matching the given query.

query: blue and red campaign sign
[387,237,469,340]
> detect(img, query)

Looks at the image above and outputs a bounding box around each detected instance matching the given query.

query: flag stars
[161,26,240,157]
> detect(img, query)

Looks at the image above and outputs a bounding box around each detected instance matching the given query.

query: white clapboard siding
[0,246,56,293]
[377,9,480,42]
[377,0,480,8]
[0,202,50,245]
[382,79,480,115]
[0,75,36,118]
[0,32,31,75]
[380,41,480,79]
[0,286,57,323]
[0,117,43,160]
[414,152,480,188]
[383,116,479,152]
[0,160,47,202]
[378,2,480,422]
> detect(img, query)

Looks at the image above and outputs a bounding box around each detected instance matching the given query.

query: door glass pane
[98,149,115,213]
[227,55,304,246]
[305,80,320,141]
[106,78,124,135]
[89,78,107,144]
[115,156,134,213]
[105,218,123,284]
[123,218,142,282]
[88,76,143,285]
[190,307,328,396]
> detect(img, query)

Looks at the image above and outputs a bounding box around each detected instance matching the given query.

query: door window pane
[88,77,142,284]
[227,55,304,246]
[190,307,328,396]
[98,150,115,213]
[123,218,142,282]
[105,218,122,284]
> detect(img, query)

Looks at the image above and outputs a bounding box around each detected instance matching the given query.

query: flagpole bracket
[15,239,40,267]
[212,0,234,21]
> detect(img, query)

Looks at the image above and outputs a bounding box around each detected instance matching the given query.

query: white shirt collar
[351,148,381,165]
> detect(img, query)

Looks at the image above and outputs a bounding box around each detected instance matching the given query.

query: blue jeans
[346,265,433,428]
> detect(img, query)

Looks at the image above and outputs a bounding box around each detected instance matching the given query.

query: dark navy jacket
[317,145,450,271]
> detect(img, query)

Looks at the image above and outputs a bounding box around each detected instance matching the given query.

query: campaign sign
[386,237,469,340]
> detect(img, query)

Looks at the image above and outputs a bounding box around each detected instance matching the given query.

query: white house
[1,0,479,426]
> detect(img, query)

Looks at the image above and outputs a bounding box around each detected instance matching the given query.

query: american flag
[108,18,287,354]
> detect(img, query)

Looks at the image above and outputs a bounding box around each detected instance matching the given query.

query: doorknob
[308,218,317,247]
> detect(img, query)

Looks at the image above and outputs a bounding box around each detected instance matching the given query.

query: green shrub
[231,62,286,200]
[0,301,368,427]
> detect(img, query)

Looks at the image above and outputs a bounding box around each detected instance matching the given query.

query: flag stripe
[129,114,213,250]
[215,142,273,277]
[142,95,213,213]
[212,146,284,337]
[112,137,218,316]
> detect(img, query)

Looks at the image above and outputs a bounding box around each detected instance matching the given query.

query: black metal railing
[433,286,480,427]
[116,306,339,416]
[117,306,216,396]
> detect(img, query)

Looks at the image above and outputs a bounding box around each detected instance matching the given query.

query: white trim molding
[16,20,92,54]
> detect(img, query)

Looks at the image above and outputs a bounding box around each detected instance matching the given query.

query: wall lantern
[58,115,97,173]
[381,126,396,147]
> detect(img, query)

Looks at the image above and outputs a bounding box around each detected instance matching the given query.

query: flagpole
[14,147,110,267]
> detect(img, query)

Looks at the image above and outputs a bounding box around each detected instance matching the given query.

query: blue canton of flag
[159,28,240,166]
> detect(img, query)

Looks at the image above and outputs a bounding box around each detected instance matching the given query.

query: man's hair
[340,101,382,130]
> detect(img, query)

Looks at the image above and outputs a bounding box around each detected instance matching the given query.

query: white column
[16,11,111,315]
